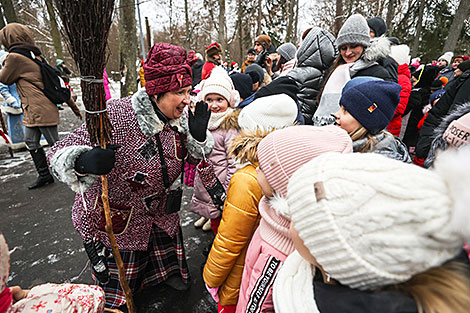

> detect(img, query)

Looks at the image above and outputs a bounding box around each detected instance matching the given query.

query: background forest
[0,0,469,96]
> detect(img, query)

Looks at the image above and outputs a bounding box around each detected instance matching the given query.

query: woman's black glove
[75,144,121,175]
[84,240,110,284]
[188,101,211,142]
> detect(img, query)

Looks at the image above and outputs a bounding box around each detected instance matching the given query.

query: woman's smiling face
[339,44,364,64]
[155,86,191,119]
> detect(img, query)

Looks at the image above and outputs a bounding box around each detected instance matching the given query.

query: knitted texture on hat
[144,43,195,95]
[457,60,470,73]
[230,73,253,100]
[340,80,401,133]
[455,55,470,61]
[336,14,370,49]
[389,45,410,66]
[201,66,238,107]
[238,94,297,132]
[244,64,265,84]
[286,152,464,290]
[277,43,297,62]
[443,112,470,148]
[0,233,9,293]
[257,125,352,197]
[367,17,387,37]
[438,51,454,65]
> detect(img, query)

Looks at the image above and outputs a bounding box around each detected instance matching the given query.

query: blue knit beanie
[340,80,401,134]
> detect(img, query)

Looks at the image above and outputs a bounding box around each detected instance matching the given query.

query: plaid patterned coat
[48,88,213,250]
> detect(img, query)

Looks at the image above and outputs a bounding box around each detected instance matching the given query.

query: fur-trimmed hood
[219,109,241,131]
[362,37,391,63]
[228,129,271,165]
[424,102,470,168]
[131,87,184,137]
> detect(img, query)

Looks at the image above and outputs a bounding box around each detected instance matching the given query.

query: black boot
[28,148,54,190]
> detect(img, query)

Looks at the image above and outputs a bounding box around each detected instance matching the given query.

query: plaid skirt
[93,225,190,308]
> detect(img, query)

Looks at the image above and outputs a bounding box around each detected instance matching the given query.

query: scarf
[273,251,319,313]
[208,108,233,130]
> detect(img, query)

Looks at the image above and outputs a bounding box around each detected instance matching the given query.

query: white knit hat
[284,150,470,290]
[438,51,454,65]
[238,94,298,131]
[200,66,240,107]
[390,44,410,66]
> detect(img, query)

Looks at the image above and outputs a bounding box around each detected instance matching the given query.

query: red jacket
[387,64,411,136]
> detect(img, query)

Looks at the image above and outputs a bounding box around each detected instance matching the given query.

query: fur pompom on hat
[285,150,470,290]
[200,66,240,107]
[238,94,297,132]
[340,79,401,133]
[143,43,195,95]
[367,17,387,37]
[336,14,370,49]
[257,125,352,197]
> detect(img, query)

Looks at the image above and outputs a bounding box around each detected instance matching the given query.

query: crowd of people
[1,13,470,313]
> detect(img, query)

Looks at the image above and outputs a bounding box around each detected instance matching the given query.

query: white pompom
[269,193,291,218]
[433,146,470,240]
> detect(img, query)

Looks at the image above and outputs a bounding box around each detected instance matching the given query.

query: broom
[54,1,135,312]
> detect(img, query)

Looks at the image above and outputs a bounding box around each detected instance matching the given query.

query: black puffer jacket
[416,69,470,158]
[287,27,337,125]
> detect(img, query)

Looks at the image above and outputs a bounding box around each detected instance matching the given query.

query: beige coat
[0,23,80,127]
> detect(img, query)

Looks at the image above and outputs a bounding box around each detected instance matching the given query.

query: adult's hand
[75,144,120,175]
[83,240,110,285]
[188,101,211,142]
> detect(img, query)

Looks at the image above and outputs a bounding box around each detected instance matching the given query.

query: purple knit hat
[144,43,196,95]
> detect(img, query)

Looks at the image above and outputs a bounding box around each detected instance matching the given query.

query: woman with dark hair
[47,43,213,309]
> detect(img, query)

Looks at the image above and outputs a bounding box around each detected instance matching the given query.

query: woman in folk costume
[273,150,470,313]
[190,67,241,233]
[0,233,105,313]
[201,42,222,80]
[47,43,213,309]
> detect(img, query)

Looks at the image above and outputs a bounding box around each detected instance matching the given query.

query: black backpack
[10,48,71,104]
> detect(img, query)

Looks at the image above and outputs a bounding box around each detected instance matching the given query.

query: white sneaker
[194,216,208,228]
[202,219,212,232]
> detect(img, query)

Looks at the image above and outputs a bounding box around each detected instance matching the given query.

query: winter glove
[75,144,120,175]
[5,96,18,107]
[188,101,211,142]
[84,240,110,284]
[256,50,269,68]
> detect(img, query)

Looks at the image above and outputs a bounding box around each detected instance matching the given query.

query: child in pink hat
[235,125,352,313]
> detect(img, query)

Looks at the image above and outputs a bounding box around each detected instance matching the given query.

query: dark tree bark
[44,0,63,59]
[385,0,394,34]
[442,0,470,53]
[0,6,6,29]
[256,0,262,35]
[335,0,343,36]
[184,0,190,50]
[411,0,425,57]
[0,0,16,23]
[218,0,227,56]
[119,0,137,97]
[285,0,296,42]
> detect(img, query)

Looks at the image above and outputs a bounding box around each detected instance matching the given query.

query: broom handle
[100,175,136,313]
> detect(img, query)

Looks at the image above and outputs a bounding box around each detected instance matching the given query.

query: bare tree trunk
[293,0,299,44]
[411,0,425,58]
[285,0,296,42]
[385,0,394,34]
[184,0,190,50]
[0,6,6,29]
[44,0,63,59]
[218,0,227,57]
[0,0,16,22]
[119,0,137,97]
[237,0,243,63]
[145,16,151,52]
[257,0,262,35]
[334,0,343,35]
[442,0,470,53]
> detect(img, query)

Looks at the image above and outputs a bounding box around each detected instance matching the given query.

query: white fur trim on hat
[238,94,297,131]
[286,152,466,290]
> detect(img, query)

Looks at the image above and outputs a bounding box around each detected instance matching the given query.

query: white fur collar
[131,88,184,137]
[362,37,391,63]
[273,251,319,313]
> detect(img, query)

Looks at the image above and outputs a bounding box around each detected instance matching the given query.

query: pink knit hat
[257,125,353,197]
[443,113,470,148]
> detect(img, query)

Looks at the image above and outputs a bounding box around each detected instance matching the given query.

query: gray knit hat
[277,43,297,62]
[336,14,370,49]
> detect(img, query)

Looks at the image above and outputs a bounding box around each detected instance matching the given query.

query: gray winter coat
[287,27,337,125]
[353,131,411,163]
[424,102,470,168]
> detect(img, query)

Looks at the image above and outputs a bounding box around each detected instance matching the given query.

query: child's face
[256,166,274,198]
[333,106,361,134]
[205,93,229,113]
